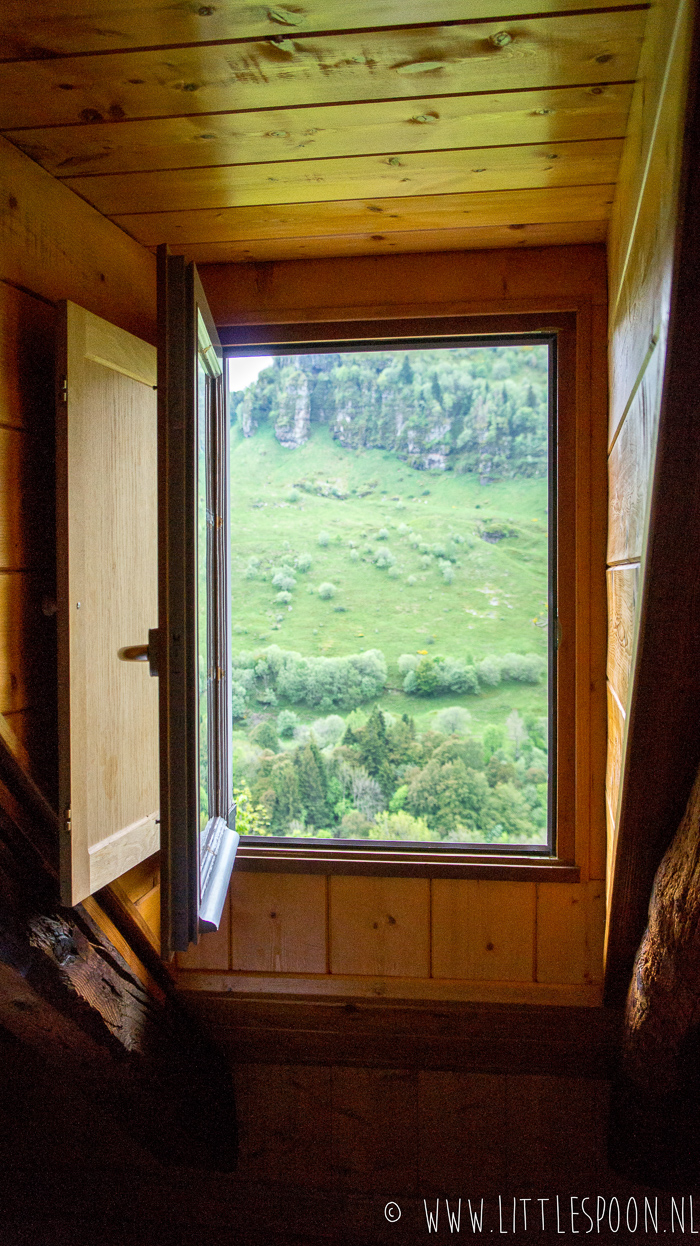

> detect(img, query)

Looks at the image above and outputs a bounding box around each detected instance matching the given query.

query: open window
[57,252,237,960]
[222,323,574,877]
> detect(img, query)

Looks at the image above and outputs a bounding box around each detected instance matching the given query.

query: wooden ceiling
[1,1,646,263]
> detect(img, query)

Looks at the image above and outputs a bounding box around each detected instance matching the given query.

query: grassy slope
[230,425,549,740]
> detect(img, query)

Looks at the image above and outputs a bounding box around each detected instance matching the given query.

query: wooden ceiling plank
[5,84,633,178]
[164,219,608,263]
[111,183,615,246]
[0,1,648,61]
[65,137,622,215]
[0,12,646,130]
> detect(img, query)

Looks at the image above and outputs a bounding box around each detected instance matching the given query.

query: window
[222,319,581,879]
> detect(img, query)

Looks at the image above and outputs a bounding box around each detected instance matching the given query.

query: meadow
[230,422,549,741]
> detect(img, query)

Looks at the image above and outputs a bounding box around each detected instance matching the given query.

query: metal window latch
[118,627,160,677]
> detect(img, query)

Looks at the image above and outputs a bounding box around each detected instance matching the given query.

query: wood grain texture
[329,875,430,977]
[0,12,646,131]
[14,85,631,179]
[57,303,159,904]
[0,283,55,432]
[0,572,48,715]
[200,243,608,325]
[68,138,622,217]
[0,137,156,343]
[228,871,327,973]
[606,682,625,829]
[174,970,604,1005]
[536,881,606,985]
[175,890,230,969]
[0,0,642,59]
[234,1062,332,1187]
[164,221,609,265]
[587,296,611,886]
[505,1073,609,1190]
[179,994,621,1075]
[117,853,160,905]
[118,183,614,248]
[607,341,663,564]
[431,879,536,981]
[418,1071,506,1194]
[606,563,639,710]
[331,1066,418,1193]
[607,0,692,440]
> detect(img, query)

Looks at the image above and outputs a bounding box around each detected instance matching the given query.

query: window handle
[118,628,160,677]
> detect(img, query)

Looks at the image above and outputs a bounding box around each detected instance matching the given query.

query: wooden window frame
[221,309,605,883]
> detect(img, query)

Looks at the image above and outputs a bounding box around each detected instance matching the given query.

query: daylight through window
[226,339,555,852]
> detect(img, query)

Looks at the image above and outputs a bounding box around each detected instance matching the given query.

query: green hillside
[228,344,551,845]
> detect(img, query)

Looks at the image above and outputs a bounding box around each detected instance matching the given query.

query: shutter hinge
[61,377,67,403]
[64,808,72,836]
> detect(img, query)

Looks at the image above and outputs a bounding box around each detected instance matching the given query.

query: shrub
[286,488,300,503]
[317,531,330,547]
[398,653,419,674]
[310,714,345,748]
[500,652,546,684]
[478,655,502,687]
[406,575,417,586]
[369,810,433,840]
[377,528,389,540]
[272,571,296,591]
[277,709,299,738]
[435,706,472,736]
[250,721,279,751]
[275,591,292,605]
[441,564,455,585]
[349,549,360,562]
[387,565,400,579]
[374,547,396,569]
[318,581,336,600]
[296,552,312,572]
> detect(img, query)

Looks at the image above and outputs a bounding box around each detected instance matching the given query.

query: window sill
[236,838,578,881]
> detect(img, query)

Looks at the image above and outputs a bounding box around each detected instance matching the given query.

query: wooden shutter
[57,302,159,905]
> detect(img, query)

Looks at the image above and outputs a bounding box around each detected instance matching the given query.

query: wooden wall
[0,136,156,801]
[604,0,694,923]
[177,244,609,1007]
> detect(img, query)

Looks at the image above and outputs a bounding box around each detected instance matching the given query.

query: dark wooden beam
[604,8,700,1003]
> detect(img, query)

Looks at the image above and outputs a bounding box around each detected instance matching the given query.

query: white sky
[228,355,274,392]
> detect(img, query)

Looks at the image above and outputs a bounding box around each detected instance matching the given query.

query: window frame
[221,309,596,882]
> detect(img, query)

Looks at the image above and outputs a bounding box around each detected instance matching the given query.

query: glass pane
[228,343,552,848]
[197,352,210,844]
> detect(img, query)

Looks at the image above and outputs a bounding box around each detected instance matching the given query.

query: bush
[272,571,296,591]
[387,565,400,579]
[310,714,346,748]
[500,653,546,684]
[398,653,419,674]
[435,706,472,735]
[369,810,433,840]
[349,549,360,562]
[377,528,389,540]
[275,591,292,605]
[478,655,502,687]
[277,709,299,738]
[317,531,330,547]
[441,563,455,585]
[318,582,336,600]
[374,547,396,569]
[406,574,417,586]
[286,488,300,503]
[250,721,279,751]
[296,552,312,572]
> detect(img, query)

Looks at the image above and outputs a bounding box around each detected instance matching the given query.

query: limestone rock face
[274,369,310,448]
[240,388,257,437]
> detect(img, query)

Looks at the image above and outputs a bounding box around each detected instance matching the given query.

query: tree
[414,656,439,695]
[296,740,330,828]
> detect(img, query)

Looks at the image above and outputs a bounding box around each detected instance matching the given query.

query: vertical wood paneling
[607,0,692,440]
[235,1062,333,1188]
[329,876,429,978]
[607,345,664,565]
[175,890,230,970]
[230,872,327,974]
[431,880,536,982]
[331,1066,418,1194]
[606,563,640,709]
[0,283,55,432]
[536,881,605,984]
[418,1071,506,1196]
[505,1074,609,1191]
[606,683,625,828]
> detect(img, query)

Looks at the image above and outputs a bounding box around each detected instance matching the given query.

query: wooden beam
[0,12,645,130]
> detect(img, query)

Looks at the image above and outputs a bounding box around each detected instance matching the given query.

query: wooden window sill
[235,838,578,881]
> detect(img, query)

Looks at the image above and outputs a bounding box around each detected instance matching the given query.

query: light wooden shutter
[57,301,159,905]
